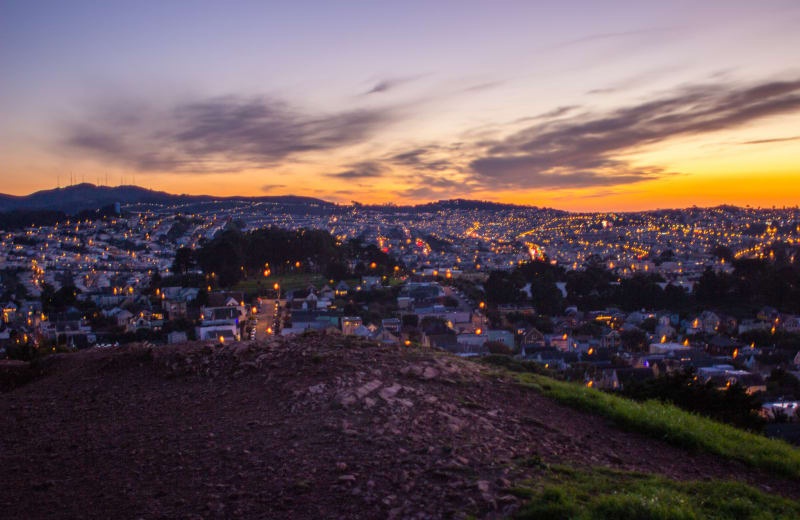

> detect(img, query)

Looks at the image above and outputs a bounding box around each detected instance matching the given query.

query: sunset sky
[2,0,799,211]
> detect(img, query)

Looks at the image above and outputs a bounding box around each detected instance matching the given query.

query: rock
[379,383,402,400]
[476,480,490,493]
[356,379,383,399]
[422,367,439,379]
[308,383,326,394]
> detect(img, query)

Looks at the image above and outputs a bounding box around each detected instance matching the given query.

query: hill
[0,184,554,216]
[1,336,799,519]
[0,184,332,214]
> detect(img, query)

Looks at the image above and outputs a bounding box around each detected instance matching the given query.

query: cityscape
[2,186,799,421]
[3,1,800,518]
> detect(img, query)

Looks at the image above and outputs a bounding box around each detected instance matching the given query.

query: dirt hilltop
[1,335,797,519]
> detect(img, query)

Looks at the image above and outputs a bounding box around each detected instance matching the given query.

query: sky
[2,0,800,211]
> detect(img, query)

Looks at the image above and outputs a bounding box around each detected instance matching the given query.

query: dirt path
[1,338,797,519]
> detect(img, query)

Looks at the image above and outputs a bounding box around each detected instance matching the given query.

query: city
[3,1,800,518]
[2,187,799,434]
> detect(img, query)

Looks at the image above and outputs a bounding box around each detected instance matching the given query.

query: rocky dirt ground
[1,335,798,519]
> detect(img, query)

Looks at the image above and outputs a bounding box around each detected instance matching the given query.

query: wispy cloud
[363,74,425,95]
[470,78,800,189]
[64,95,395,173]
[739,135,800,145]
[546,28,672,52]
[326,161,389,179]
[389,146,454,172]
[460,81,505,93]
[260,183,287,192]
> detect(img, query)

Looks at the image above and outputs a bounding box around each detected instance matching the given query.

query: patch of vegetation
[515,464,800,519]
[234,273,329,295]
[510,371,800,479]
[620,369,764,431]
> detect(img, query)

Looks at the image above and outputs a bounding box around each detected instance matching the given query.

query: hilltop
[0,184,332,214]
[1,336,799,519]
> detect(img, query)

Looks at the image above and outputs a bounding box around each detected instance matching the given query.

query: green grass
[511,372,800,479]
[515,464,800,520]
[234,274,406,296]
[233,273,330,294]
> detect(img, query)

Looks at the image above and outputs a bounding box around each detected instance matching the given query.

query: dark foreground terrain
[1,335,798,519]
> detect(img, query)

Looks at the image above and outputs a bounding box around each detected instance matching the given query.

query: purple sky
[2,0,799,209]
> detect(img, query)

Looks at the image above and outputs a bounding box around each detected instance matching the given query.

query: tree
[485,340,513,356]
[485,270,525,304]
[620,328,649,352]
[172,247,196,275]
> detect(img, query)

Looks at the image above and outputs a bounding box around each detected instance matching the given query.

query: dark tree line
[0,205,121,230]
[621,368,765,431]
[482,253,800,316]
[179,228,397,288]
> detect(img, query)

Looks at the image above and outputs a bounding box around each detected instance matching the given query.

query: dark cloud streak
[364,74,425,95]
[64,95,394,173]
[739,135,800,145]
[326,161,389,179]
[470,78,800,189]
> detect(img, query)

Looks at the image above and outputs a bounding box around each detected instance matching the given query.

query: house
[381,318,401,334]
[757,306,780,323]
[739,319,768,335]
[342,316,363,335]
[521,328,546,351]
[706,335,741,357]
[424,332,458,352]
[2,301,18,323]
[783,316,800,334]
[596,368,622,390]
[687,311,720,335]
[361,276,382,290]
[167,331,188,344]
[761,401,800,421]
[160,286,198,319]
[698,366,767,395]
[105,307,134,328]
[372,327,400,345]
[549,333,576,352]
[207,292,245,308]
[334,281,350,297]
[283,310,341,335]
[130,309,163,332]
[484,329,514,349]
[195,320,240,342]
[528,348,579,370]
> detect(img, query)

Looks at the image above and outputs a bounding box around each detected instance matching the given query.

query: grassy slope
[475,359,800,518]
[513,464,800,520]
[511,372,800,479]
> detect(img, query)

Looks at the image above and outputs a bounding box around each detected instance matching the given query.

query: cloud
[260,184,287,192]
[547,28,671,51]
[397,173,476,200]
[739,136,800,145]
[364,74,425,95]
[389,147,453,172]
[326,161,389,179]
[470,78,800,189]
[64,95,394,173]
[513,106,580,124]
[460,81,505,93]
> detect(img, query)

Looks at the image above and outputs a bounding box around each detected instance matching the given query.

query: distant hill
[363,198,546,213]
[0,184,552,215]
[0,184,333,214]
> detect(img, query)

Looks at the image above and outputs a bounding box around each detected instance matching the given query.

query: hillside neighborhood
[2,194,800,439]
